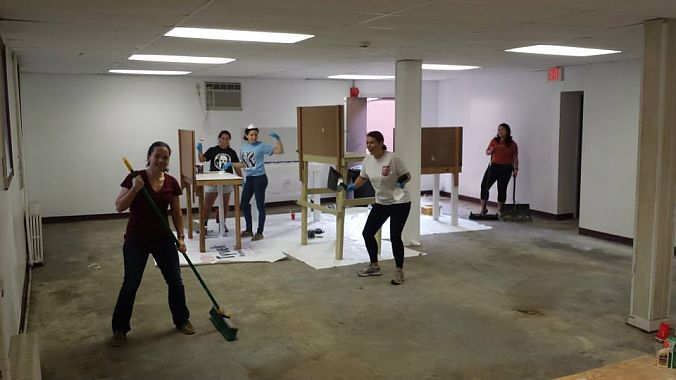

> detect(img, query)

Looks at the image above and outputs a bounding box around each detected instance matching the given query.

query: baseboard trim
[456,194,574,220]
[578,227,633,246]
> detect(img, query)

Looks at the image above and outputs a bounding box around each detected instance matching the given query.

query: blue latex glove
[269,132,281,141]
[220,162,232,171]
[396,174,407,189]
[196,141,203,154]
[345,184,355,192]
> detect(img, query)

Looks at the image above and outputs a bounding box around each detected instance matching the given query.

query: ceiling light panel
[108,69,190,75]
[165,27,314,44]
[129,55,236,64]
[422,64,480,71]
[505,45,621,57]
[328,75,394,80]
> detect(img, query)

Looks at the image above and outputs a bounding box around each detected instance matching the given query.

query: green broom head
[209,306,238,341]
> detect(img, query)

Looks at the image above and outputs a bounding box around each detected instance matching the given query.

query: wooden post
[234,185,241,250]
[301,161,309,245]
[433,173,440,221]
[451,172,459,226]
[335,163,348,260]
[197,186,206,253]
[185,181,193,239]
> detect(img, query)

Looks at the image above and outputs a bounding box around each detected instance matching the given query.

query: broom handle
[122,158,221,311]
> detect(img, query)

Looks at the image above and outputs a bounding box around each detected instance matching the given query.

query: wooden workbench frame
[296,105,380,260]
[421,127,463,224]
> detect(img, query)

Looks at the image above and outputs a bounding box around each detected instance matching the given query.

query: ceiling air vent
[205,82,242,110]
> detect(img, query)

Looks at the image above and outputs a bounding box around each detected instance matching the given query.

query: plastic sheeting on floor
[164,204,490,269]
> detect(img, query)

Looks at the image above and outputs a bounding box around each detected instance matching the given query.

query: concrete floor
[29,202,662,379]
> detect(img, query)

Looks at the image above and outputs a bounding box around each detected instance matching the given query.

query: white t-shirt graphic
[359,151,410,205]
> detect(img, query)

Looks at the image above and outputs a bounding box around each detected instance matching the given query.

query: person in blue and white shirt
[228,124,284,241]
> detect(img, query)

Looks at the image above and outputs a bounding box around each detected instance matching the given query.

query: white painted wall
[436,70,564,214]
[0,42,28,372]
[20,61,648,240]
[20,75,347,216]
[436,61,643,239]
[357,79,438,128]
[576,61,641,238]
[21,75,440,217]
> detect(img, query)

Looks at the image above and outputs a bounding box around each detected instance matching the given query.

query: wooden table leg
[235,184,241,250]
[186,184,193,239]
[198,186,206,253]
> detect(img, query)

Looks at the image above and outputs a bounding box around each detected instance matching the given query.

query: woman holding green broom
[111,141,193,347]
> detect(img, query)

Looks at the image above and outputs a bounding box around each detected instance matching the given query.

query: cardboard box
[421,206,441,216]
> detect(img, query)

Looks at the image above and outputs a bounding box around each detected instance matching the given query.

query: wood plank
[554,355,672,380]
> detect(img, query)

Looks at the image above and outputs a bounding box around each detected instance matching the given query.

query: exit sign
[548,66,564,81]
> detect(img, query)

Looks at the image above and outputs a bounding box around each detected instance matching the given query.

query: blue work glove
[269,132,281,141]
[396,174,408,189]
[220,162,232,171]
[345,184,355,192]
[196,141,203,154]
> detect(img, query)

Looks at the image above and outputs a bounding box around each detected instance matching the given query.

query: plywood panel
[178,129,195,186]
[346,97,367,154]
[421,126,463,174]
[297,105,343,160]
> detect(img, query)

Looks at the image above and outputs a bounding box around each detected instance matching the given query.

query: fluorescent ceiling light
[505,45,621,57]
[328,75,394,80]
[165,27,314,44]
[108,69,190,75]
[129,54,235,64]
[422,64,479,71]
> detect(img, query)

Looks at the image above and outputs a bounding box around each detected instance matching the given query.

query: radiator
[26,202,43,266]
[9,333,42,380]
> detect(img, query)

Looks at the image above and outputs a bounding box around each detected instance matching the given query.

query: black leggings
[480,164,513,203]
[362,202,411,268]
[112,239,189,333]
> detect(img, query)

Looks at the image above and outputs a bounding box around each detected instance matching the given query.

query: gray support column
[395,59,422,246]
[627,19,676,332]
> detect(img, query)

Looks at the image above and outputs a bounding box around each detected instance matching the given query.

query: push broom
[122,157,238,341]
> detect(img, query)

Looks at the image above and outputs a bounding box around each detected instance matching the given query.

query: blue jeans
[240,174,268,234]
[112,239,190,333]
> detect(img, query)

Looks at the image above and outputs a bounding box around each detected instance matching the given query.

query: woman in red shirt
[479,123,519,215]
[111,141,193,347]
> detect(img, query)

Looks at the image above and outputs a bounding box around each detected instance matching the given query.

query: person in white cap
[225,124,284,241]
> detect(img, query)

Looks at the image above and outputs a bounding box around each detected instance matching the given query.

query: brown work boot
[177,320,195,335]
[241,230,253,238]
[111,331,126,347]
[252,233,264,241]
